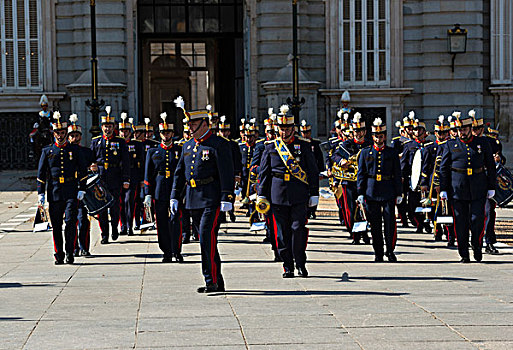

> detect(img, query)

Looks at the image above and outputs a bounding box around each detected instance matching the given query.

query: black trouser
[134,184,144,228]
[98,186,121,239]
[484,199,497,245]
[366,199,397,258]
[76,201,90,252]
[452,198,487,259]
[265,211,277,251]
[190,206,223,286]
[120,184,139,233]
[307,205,318,218]
[181,208,198,241]
[271,203,309,271]
[154,200,182,257]
[340,183,357,235]
[407,189,424,229]
[397,180,409,225]
[49,199,78,260]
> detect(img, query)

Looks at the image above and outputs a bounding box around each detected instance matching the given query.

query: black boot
[65,253,74,265]
[297,266,308,278]
[485,243,499,255]
[282,268,294,278]
[197,283,218,293]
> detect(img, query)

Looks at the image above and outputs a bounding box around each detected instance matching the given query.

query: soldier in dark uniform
[471,111,505,255]
[67,114,95,257]
[30,95,54,164]
[236,118,246,143]
[218,116,242,223]
[90,106,130,244]
[391,118,413,227]
[171,97,234,293]
[37,112,87,264]
[420,116,451,243]
[257,105,319,278]
[448,112,462,139]
[133,122,147,230]
[439,113,496,263]
[401,118,432,233]
[300,119,324,220]
[119,115,145,236]
[357,118,402,262]
[332,113,372,243]
[144,113,183,262]
[239,123,257,214]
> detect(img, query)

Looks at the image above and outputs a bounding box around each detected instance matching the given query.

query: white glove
[220,201,233,212]
[308,196,319,207]
[77,191,85,201]
[257,195,267,201]
[440,191,448,200]
[33,122,39,128]
[487,190,496,199]
[170,199,179,215]
[144,195,152,208]
[357,195,364,204]
[38,194,45,206]
[396,196,403,205]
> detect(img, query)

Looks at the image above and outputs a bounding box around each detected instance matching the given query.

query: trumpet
[255,197,270,214]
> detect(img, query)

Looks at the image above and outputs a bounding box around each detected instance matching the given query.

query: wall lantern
[447,24,468,72]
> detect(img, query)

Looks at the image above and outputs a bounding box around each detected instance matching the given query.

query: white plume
[250,118,256,124]
[121,112,127,121]
[69,114,78,124]
[174,96,185,109]
[182,118,188,124]
[206,104,212,112]
[160,112,167,122]
[452,111,461,118]
[220,116,226,123]
[105,106,111,115]
[468,109,476,118]
[337,110,343,118]
[448,116,453,123]
[268,108,273,116]
[373,118,383,126]
[270,114,276,121]
[53,111,61,121]
[128,117,134,125]
[438,115,445,124]
[408,111,415,119]
[280,104,289,115]
[144,117,151,125]
[301,120,307,127]
[415,119,419,124]
[343,113,349,122]
[395,121,402,128]
[240,118,246,124]
[353,112,362,123]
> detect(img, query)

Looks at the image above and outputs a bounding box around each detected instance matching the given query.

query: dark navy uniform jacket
[332,138,372,185]
[325,136,344,169]
[239,141,256,180]
[171,131,234,209]
[258,137,319,206]
[439,136,496,201]
[310,138,325,175]
[90,135,130,190]
[483,135,506,165]
[420,140,446,188]
[228,138,242,176]
[249,138,271,176]
[391,135,410,155]
[357,145,402,201]
[125,139,145,185]
[144,143,182,201]
[37,142,87,201]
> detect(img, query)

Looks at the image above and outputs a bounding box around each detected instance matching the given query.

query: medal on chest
[202,149,209,161]
[69,151,73,161]
[294,144,301,155]
[477,145,482,154]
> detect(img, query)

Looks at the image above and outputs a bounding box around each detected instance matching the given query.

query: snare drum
[83,174,114,215]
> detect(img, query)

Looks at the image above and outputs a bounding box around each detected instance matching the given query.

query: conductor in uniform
[171,97,234,293]
[300,119,324,219]
[439,112,496,263]
[90,106,130,244]
[144,113,183,262]
[37,112,87,264]
[357,118,402,262]
[257,105,319,278]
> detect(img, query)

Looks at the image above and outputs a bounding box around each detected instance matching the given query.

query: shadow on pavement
[209,290,408,297]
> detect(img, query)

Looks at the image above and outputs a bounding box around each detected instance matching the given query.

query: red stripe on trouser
[342,186,352,229]
[272,213,279,251]
[210,207,221,284]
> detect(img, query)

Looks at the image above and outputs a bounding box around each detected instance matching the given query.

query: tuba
[255,197,271,214]
[331,155,358,182]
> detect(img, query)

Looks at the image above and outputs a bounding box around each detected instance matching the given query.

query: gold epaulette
[256,138,265,143]
[264,140,274,145]
[438,140,448,145]
[392,136,401,140]
[297,136,311,142]
[36,178,45,184]
[403,139,412,144]
[424,141,434,147]
[220,136,230,142]
[92,135,101,140]
[312,138,320,142]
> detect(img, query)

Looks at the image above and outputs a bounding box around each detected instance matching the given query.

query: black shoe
[128,229,134,236]
[229,211,236,223]
[174,253,184,263]
[311,212,316,219]
[362,233,371,245]
[54,259,64,265]
[197,284,218,293]
[192,235,199,241]
[245,211,251,217]
[415,226,423,233]
[134,225,140,231]
[101,238,109,244]
[473,248,483,262]
[273,251,283,262]
[111,231,119,241]
[460,257,471,263]
[447,239,455,247]
[119,228,128,236]
[485,243,499,255]
[297,267,309,278]
[217,277,225,292]
[402,222,409,228]
[351,239,361,245]
[80,250,91,257]
[65,254,74,264]
[386,252,397,262]
[375,255,384,262]
[424,224,432,234]
[73,249,80,257]
[282,269,294,278]
[182,236,191,244]
[262,237,271,243]
[162,256,173,263]
[434,232,443,241]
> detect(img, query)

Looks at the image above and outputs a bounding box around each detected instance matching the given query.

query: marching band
[34,92,510,292]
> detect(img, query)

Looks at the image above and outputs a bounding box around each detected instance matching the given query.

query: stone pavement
[1,171,513,349]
